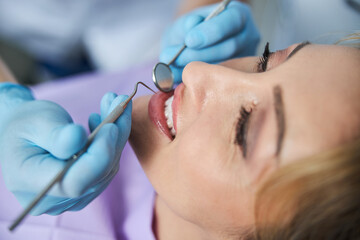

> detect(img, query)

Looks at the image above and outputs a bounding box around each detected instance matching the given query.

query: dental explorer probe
[9,81,156,231]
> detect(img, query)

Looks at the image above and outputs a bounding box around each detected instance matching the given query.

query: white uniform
[0,0,179,72]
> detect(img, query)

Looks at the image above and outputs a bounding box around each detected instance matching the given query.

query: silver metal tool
[9,81,155,231]
[152,0,232,92]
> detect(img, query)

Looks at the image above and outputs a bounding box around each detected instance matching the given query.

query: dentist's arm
[0,56,17,83]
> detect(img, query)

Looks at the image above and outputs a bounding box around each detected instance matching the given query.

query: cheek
[174,106,237,199]
[165,120,228,213]
[169,118,254,228]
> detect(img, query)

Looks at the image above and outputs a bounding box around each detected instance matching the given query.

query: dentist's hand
[0,83,131,215]
[160,1,260,83]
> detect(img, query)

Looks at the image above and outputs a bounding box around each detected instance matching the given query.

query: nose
[181,62,210,103]
[182,61,256,105]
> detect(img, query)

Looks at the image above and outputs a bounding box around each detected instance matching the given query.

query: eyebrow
[287,41,311,59]
[270,43,309,158]
[273,85,286,157]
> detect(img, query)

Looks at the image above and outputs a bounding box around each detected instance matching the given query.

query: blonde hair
[252,138,360,239]
[335,32,360,49]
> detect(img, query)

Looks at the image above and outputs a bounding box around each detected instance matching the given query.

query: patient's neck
[153,195,213,240]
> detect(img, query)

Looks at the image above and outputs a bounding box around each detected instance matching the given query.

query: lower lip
[148,91,174,140]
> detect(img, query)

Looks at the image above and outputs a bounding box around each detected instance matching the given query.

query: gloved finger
[62,123,119,197]
[92,94,131,180]
[88,113,101,132]
[53,178,111,214]
[100,92,117,120]
[160,47,198,84]
[15,188,98,215]
[44,196,83,215]
[13,171,112,215]
[44,184,108,214]
[26,101,88,160]
[169,65,184,84]
[91,94,131,182]
[159,45,186,65]
[47,124,88,159]
[89,92,117,132]
[106,95,132,150]
[64,181,109,212]
[185,2,249,48]
[161,14,204,47]
[100,94,132,130]
[13,191,73,216]
[161,20,259,67]
[175,30,259,66]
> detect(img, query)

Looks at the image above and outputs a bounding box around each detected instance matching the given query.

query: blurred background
[0,0,359,85]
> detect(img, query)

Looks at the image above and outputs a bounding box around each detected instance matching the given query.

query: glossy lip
[148,90,175,140]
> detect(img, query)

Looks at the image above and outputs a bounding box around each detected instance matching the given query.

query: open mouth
[148,91,176,140]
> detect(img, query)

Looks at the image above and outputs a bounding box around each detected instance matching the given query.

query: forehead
[276,45,360,162]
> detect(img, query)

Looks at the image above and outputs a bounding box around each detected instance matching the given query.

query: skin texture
[129,44,360,240]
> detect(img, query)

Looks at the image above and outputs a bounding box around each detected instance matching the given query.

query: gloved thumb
[45,123,87,159]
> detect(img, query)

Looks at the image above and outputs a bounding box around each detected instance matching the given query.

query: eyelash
[235,107,251,158]
[257,42,272,72]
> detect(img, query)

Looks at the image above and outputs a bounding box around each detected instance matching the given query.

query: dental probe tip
[135,81,156,94]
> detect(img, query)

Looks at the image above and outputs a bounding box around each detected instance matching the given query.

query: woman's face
[129,43,360,234]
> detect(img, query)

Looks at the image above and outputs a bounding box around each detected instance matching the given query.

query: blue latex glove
[0,83,131,215]
[160,1,260,83]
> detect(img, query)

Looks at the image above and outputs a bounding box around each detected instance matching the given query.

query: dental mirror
[152,62,174,92]
[152,0,232,92]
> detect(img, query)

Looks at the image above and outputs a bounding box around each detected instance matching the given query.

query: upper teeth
[164,96,176,137]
